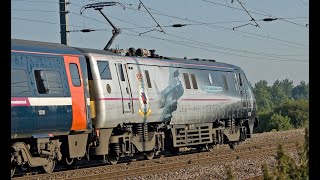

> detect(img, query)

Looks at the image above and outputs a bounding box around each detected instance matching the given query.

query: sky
[11,0,309,86]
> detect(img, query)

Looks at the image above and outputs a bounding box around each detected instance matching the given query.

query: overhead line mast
[59,0,70,45]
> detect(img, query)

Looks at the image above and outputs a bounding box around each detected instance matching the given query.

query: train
[11,38,258,177]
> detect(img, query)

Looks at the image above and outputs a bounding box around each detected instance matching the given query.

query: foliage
[270,79,292,105]
[253,80,274,112]
[252,79,309,132]
[261,128,309,180]
[274,99,309,128]
[292,81,309,100]
[268,114,292,131]
[226,165,236,180]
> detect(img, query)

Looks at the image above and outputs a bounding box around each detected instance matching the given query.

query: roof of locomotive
[10,39,241,71]
[76,47,241,71]
[11,39,83,55]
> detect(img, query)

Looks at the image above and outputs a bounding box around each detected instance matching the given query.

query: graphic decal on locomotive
[136,72,152,117]
[157,68,184,123]
[201,85,223,93]
[11,97,30,106]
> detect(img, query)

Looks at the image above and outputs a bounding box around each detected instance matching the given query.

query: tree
[268,113,292,131]
[279,79,294,99]
[292,81,309,100]
[270,80,290,106]
[253,80,274,112]
[274,99,309,128]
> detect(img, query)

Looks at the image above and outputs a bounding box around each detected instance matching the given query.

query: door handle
[126,87,129,94]
[128,102,131,109]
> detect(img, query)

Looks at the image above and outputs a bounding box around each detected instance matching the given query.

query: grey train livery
[11,39,258,177]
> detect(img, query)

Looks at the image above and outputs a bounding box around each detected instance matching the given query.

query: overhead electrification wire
[12,0,57,3]
[67,9,308,58]
[12,17,92,28]
[121,30,307,63]
[202,0,308,29]
[201,0,269,17]
[11,9,59,13]
[12,0,308,58]
[121,4,308,48]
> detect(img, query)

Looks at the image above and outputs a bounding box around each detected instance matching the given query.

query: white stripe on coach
[28,97,72,106]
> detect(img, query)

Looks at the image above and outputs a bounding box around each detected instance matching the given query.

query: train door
[64,56,87,130]
[115,62,133,114]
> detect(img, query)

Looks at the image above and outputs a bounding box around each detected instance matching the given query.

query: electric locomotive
[11,39,258,177]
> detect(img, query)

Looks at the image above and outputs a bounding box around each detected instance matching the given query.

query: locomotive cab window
[190,74,198,89]
[97,61,112,80]
[34,70,63,94]
[145,70,152,88]
[183,73,191,89]
[69,63,81,86]
[11,69,30,96]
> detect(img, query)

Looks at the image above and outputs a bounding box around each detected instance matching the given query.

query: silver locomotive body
[76,48,257,159]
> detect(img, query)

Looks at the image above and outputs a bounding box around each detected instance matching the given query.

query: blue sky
[11,0,309,86]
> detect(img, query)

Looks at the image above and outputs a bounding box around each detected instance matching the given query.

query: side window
[238,73,243,86]
[97,61,112,80]
[69,63,81,86]
[190,74,198,89]
[145,70,152,88]
[118,64,125,81]
[183,73,191,89]
[222,74,229,91]
[233,73,239,91]
[11,69,30,96]
[34,70,63,94]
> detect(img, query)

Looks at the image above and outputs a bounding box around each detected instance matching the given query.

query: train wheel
[196,146,204,152]
[11,166,16,177]
[65,157,75,166]
[43,159,56,173]
[205,144,214,152]
[169,147,180,155]
[229,142,237,150]
[11,154,16,177]
[108,156,119,165]
[145,151,155,160]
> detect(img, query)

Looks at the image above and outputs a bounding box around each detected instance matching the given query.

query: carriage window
[190,74,198,89]
[183,73,191,89]
[97,61,112,80]
[34,70,63,94]
[11,69,30,96]
[118,64,125,81]
[222,74,229,91]
[69,63,81,86]
[145,70,152,88]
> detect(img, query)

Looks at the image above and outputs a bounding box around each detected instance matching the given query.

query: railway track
[12,137,304,180]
